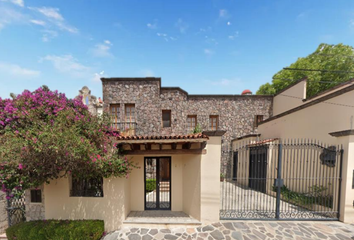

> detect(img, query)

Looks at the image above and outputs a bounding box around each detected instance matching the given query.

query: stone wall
[0,192,7,234]
[102,78,273,176]
[25,186,45,221]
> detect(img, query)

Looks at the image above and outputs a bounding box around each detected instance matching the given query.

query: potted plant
[220,173,225,182]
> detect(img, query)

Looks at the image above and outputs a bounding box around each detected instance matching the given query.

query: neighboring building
[78,86,103,115]
[101,77,273,176]
[231,78,354,224]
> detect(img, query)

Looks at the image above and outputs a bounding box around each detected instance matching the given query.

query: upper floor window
[125,104,135,123]
[209,115,219,130]
[71,177,103,197]
[162,110,171,128]
[254,115,264,128]
[187,115,197,132]
[110,104,120,130]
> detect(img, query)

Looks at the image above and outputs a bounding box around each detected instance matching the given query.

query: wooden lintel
[124,149,207,155]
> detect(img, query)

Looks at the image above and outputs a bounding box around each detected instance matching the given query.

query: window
[110,104,120,130]
[30,189,42,203]
[71,177,103,197]
[162,110,171,128]
[125,104,135,123]
[187,115,197,131]
[254,115,264,128]
[209,115,219,130]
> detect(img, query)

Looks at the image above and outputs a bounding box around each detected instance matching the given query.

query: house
[23,77,273,231]
[23,77,354,232]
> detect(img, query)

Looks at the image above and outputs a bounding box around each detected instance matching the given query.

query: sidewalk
[103,221,354,240]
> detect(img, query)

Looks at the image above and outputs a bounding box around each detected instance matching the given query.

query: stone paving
[103,221,354,240]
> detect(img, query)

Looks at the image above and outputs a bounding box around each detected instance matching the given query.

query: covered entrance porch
[114,132,224,227]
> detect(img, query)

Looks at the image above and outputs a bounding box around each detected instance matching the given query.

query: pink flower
[18,163,23,170]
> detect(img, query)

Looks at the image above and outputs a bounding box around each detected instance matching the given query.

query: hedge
[6,220,105,240]
[146,179,156,192]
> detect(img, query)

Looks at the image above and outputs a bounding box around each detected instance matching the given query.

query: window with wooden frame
[254,115,264,128]
[110,104,120,130]
[125,104,136,123]
[162,110,171,128]
[209,115,219,130]
[187,115,197,131]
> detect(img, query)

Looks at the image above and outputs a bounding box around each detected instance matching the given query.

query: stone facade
[0,192,7,234]
[102,78,273,175]
[25,186,45,221]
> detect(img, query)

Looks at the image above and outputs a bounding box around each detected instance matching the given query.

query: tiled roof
[115,133,209,141]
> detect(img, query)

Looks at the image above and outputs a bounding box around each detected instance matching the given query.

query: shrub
[146,179,156,192]
[6,220,104,240]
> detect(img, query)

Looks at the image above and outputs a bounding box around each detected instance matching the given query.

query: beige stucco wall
[44,176,131,232]
[201,136,221,224]
[273,80,307,116]
[259,90,354,143]
[44,137,221,231]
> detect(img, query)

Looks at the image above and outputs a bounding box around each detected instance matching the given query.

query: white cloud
[28,6,78,33]
[29,7,63,21]
[0,7,27,30]
[210,78,241,87]
[0,62,40,77]
[1,0,24,7]
[219,9,230,19]
[90,40,113,58]
[30,19,46,26]
[175,18,189,34]
[228,31,239,40]
[227,21,231,26]
[157,32,176,42]
[92,71,106,82]
[147,20,158,29]
[41,55,90,77]
[204,49,214,56]
[41,29,58,42]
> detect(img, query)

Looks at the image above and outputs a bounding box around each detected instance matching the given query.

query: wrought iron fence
[220,139,343,220]
[6,194,26,226]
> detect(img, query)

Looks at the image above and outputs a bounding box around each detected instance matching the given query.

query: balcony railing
[112,122,137,136]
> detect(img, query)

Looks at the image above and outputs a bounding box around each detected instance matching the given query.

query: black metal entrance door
[220,139,343,220]
[144,157,171,210]
[249,147,268,193]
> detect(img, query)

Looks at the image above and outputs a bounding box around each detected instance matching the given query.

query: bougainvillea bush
[0,86,134,198]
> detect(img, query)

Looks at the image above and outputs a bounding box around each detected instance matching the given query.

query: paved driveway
[103,221,354,240]
[220,181,337,220]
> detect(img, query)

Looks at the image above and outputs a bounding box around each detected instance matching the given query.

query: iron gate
[6,193,26,226]
[220,139,343,220]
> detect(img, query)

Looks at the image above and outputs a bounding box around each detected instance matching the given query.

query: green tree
[257,43,354,97]
[0,86,136,198]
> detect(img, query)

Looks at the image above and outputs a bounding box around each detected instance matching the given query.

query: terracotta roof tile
[115,133,209,141]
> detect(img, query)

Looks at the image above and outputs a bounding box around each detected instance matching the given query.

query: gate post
[275,140,282,219]
[6,192,11,227]
[329,130,354,223]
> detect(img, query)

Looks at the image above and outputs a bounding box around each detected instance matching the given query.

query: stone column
[329,130,354,223]
[25,185,45,221]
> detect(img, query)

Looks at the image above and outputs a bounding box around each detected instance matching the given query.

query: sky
[1,0,354,99]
